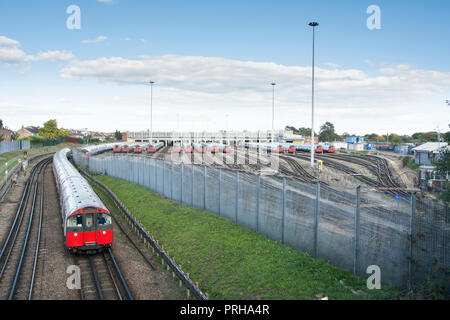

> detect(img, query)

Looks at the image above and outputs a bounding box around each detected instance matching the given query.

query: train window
[85,214,94,228]
[67,215,82,227]
[98,214,112,226]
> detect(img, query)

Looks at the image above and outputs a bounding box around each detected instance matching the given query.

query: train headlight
[103,231,106,235]
[74,233,78,237]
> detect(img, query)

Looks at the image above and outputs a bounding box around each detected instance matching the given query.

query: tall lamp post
[309,22,319,168]
[271,82,277,142]
[149,81,155,143]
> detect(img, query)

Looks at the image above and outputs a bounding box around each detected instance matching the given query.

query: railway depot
[0,1,449,310]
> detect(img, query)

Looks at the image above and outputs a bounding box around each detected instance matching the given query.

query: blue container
[346,137,357,143]
[356,137,365,143]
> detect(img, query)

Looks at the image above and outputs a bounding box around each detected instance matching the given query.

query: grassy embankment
[92,174,400,300]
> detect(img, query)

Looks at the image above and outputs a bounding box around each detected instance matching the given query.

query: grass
[93,174,400,300]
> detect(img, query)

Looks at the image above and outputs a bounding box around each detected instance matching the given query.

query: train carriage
[146,142,164,153]
[53,148,113,253]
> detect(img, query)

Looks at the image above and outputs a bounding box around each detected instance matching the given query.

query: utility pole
[309,22,319,168]
[149,81,155,143]
[271,82,276,142]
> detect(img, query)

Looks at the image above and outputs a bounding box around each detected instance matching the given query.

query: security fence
[73,149,449,291]
[0,140,30,155]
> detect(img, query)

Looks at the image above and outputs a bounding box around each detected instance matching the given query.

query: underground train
[133,145,143,154]
[193,142,207,153]
[296,144,325,153]
[53,148,113,253]
[80,143,118,158]
[172,143,182,153]
[146,142,164,153]
[244,142,285,153]
[183,143,194,153]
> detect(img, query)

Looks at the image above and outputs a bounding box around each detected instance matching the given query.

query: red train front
[53,148,113,254]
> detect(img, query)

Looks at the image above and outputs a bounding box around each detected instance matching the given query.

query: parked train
[295,144,327,153]
[53,148,113,253]
[183,143,194,153]
[193,142,207,153]
[133,145,143,154]
[80,143,118,158]
[244,142,285,153]
[172,143,182,153]
[146,142,164,153]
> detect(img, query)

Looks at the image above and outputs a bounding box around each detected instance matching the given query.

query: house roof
[25,126,40,134]
[412,142,448,153]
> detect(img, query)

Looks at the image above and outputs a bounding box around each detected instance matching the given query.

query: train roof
[54,148,109,218]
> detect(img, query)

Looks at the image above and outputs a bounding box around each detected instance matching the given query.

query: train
[80,143,118,158]
[146,142,164,153]
[193,142,207,153]
[133,145,143,154]
[172,143,182,153]
[53,148,113,254]
[183,143,194,153]
[243,142,285,153]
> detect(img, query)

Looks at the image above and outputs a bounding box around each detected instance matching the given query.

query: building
[412,142,449,165]
[0,128,14,142]
[16,126,39,139]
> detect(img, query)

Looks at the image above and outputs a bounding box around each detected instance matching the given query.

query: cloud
[60,54,450,99]
[324,62,340,68]
[28,50,75,62]
[0,36,28,63]
[82,35,108,44]
[0,35,75,64]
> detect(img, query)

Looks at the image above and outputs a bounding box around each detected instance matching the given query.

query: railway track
[73,248,133,300]
[0,157,52,300]
[317,153,409,198]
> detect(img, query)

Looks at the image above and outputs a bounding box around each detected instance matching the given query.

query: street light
[309,21,319,168]
[271,82,277,142]
[149,81,155,143]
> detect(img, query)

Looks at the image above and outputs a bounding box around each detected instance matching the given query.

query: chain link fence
[72,149,449,291]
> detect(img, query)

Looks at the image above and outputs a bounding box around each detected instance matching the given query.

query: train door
[83,212,97,245]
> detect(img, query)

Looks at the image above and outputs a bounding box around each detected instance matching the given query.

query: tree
[0,134,3,142]
[436,149,450,203]
[10,132,19,141]
[319,121,340,142]
[0,119,3,129]
[114,130,122,141]
[39,119,67,141]
[444,131,450,143]
[389,134,403,146]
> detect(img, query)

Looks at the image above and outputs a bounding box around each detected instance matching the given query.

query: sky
[0,0,449,135]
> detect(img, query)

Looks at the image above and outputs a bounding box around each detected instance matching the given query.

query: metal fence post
[281,178,286,244]
[181,162,184,203]
[171,162,174,200]
[191,164,195,206]
[409,192,416,290]
[353,185,361,275]
[235,171,239,223]
[313,182,320,258]
[163,160,165,196]
[203,166,207,210]
[256,175,260,232]
[218,168,222,216]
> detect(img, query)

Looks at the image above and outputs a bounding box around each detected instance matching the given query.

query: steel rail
[89,255,104,300]
[9,158,52,300]
[102,252,123,300]
[0,158,48,280]
[28,159,52,299]
[107,248,134,300]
